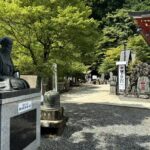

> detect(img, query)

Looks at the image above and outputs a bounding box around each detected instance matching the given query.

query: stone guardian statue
[0,37,30,90]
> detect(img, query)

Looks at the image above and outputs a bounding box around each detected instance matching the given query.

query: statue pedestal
[0,89,41,150]
[41,106,68,136]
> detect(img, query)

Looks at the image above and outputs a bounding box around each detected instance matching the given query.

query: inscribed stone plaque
[10,109,36,150]
[137,76,150,94]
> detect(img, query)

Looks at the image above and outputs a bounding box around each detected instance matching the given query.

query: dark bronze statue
[0,37,30,90]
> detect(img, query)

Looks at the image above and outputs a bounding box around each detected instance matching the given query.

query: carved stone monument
[0,37,41,150]
[110,76,117,95]
[127,63,150,98]
[137,76,150,98]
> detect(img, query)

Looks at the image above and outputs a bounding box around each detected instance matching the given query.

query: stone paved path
[40,84,150,150]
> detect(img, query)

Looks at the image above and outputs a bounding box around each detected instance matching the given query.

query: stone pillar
[109,72,113,81]
[110,76,117,95]
[52,63,58,92]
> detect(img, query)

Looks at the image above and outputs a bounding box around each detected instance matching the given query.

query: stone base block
[41,116,68,136]
[110,85,117,95]
[0,89,41,150]
[41,106,68,135]
[41,106,64,121]
[138,95,149,99]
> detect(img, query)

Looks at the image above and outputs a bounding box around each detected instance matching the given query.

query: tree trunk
[36,75,41,89]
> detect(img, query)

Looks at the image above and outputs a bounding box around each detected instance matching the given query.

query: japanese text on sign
[18,101,32,113]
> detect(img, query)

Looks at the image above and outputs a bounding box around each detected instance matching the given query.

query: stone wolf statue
[0,37,30,90]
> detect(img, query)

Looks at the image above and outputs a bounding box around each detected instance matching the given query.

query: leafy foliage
[89,0,150,74]
[124,0,150,11]
[98,46,121,73]
[0,0,150,77]
[0,0,99,78]
[85,0,125,20]
[128,35,150,63]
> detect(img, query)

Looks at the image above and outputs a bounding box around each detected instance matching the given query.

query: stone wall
[21,75,37,88]
[21,75,70,92]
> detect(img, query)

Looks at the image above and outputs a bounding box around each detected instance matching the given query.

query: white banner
[118,65,126,90]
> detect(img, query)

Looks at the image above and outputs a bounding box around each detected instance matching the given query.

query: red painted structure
[130,11,150,45]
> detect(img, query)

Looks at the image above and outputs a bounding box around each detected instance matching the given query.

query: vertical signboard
[118,65,126,91]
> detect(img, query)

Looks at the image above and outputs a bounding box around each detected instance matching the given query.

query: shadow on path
[64,103,150,126]
[41,103,150,150]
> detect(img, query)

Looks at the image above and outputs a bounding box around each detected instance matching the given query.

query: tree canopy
[87,0,150,74]
[0,0,149,78]
[0,0,99,78]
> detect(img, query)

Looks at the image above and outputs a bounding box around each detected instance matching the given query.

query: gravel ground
[40,85,150,150]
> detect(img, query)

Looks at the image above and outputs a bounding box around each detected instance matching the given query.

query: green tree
[0,0,99,81]
[99,35,150,74]
[98,46,121,73]
[85,0,150,75]
[58,61,88,78]
[128,35,150,62]
[85,0,125,20]
[124,0,150,11]
[99,9,135,48]
[95,9,135,72]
